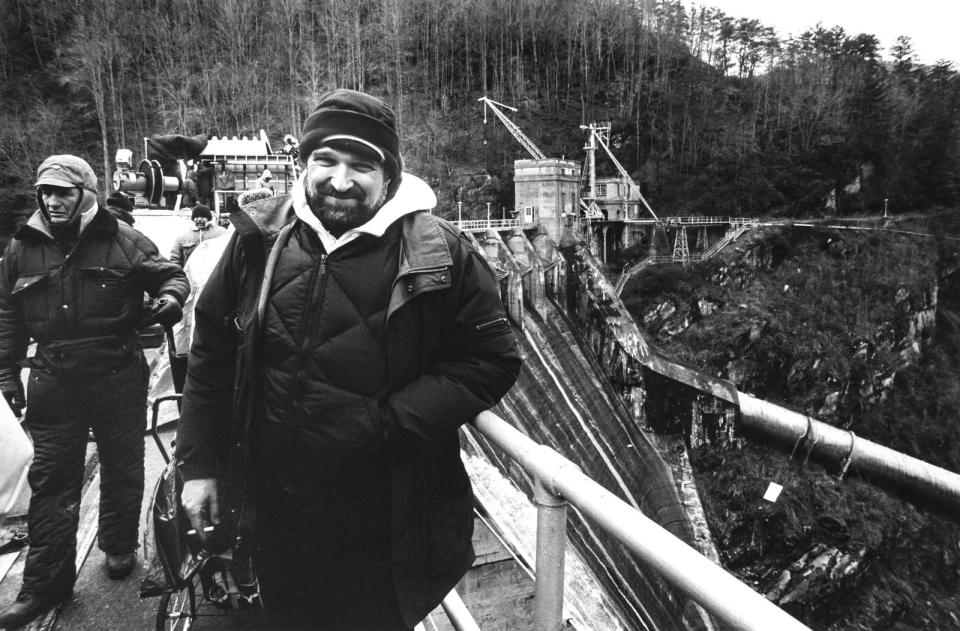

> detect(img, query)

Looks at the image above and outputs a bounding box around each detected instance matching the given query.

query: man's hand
[0,368,25,418]
[145,295,183,328]
[181,478,220,543]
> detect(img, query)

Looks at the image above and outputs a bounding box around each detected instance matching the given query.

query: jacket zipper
[475,316,508,332]
[288,252,327,422]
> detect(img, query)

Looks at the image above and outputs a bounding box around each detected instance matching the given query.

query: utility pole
[458,200,462,223]
[581,124,597,205]
[580,122,659,223]
[486,202,491,225]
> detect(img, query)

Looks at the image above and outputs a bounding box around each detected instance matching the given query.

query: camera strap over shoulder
[254,222,295,325]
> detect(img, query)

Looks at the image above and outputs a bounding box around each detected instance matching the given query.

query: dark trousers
[251,455,409,631]
[21,353,147,598]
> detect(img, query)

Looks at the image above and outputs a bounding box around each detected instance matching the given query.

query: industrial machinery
[113,130,301,216]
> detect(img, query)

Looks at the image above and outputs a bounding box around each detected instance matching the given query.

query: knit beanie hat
[299,89,402,198]
[105,191,134,212]
[191,203,213,220]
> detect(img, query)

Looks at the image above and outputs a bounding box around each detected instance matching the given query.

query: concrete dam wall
[469,227,723,630]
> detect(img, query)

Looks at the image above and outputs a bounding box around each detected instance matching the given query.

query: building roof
[201,136,272,157]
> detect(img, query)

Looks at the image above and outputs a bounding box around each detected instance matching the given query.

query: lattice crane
[480,96,599,217]
[581,122,658,222]
[478,97,547,160]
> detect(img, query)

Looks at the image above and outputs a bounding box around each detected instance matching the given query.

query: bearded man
[175,89,520,630]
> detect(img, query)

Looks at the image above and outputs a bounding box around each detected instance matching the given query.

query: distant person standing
[0,155,188,629]
[104,191,136,226]
[253,167,275,194]
[214,161,236,212]
[169,204,227,267]
[214,161,236,191]
[181,169,200,209]
[195,160,215,207]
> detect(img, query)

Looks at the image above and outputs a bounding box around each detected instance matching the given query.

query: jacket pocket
[469,315,514,352]
[472,316,509,335]
[79,267,131,318]
[12,272,50,324]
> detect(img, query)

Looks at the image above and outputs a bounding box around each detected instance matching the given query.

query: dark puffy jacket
[176,187,521,626]
[0,206,189,368]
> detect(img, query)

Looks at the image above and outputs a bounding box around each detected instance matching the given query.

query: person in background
[214,160,236,192]
[212,160,236,211]
[175,89,520,630]
[253,167,274,194]
[181,168,200,209]
[104,191,136,226]
[194,160,215,207]
[0,155,189,628]
[169,204,227,267]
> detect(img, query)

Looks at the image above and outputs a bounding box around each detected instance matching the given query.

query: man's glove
[0,367,25,418]
[144,295,183,328]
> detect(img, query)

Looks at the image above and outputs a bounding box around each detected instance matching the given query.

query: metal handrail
[440,589,482,631]
[470,410,812,631]
[456,219,525,231]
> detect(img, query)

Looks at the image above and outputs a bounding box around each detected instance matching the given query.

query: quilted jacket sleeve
[0,244,30,372]
[126,228,190,305]
[387,231,521,444]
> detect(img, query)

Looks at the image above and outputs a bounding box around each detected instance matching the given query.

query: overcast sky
[698,0,959,66]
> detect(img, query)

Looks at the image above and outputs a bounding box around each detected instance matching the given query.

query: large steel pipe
[738,393,960,514]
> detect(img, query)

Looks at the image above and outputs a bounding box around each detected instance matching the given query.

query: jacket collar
[399,210,452,274]
[18,203,117,241]
[238,174,451,271]
[239,182,454,327]
[230,195,295,241]
[290,172,437,254]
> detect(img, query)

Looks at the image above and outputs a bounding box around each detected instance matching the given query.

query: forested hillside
[2,2,960,628]
[1,0,958,240]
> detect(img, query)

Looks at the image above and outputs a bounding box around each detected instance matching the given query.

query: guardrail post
[533,478,567,631]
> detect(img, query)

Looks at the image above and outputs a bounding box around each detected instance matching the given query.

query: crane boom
[589,126,658,222]
[478,97,547,160]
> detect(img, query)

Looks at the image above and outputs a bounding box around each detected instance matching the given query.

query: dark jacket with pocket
[0,206,190,369]
[175,190,521,626]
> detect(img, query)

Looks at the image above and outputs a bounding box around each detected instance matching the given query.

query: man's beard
[305,186,383,237]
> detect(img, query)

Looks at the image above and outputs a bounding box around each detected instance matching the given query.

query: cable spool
[113,159,181,205]
[145,160,164,204]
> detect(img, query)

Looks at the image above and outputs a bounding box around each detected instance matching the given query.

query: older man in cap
[176,89,520,629]
[0,155,189,627]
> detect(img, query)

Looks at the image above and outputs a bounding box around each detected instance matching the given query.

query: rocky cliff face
[619,220,960,630]
[634,226,940,427]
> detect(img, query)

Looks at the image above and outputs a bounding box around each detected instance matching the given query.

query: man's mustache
[309,185,364,201]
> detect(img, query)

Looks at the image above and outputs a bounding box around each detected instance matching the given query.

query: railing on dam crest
[457,410,811,631]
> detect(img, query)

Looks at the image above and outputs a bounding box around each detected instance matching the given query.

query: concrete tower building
[513,158,581,244]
